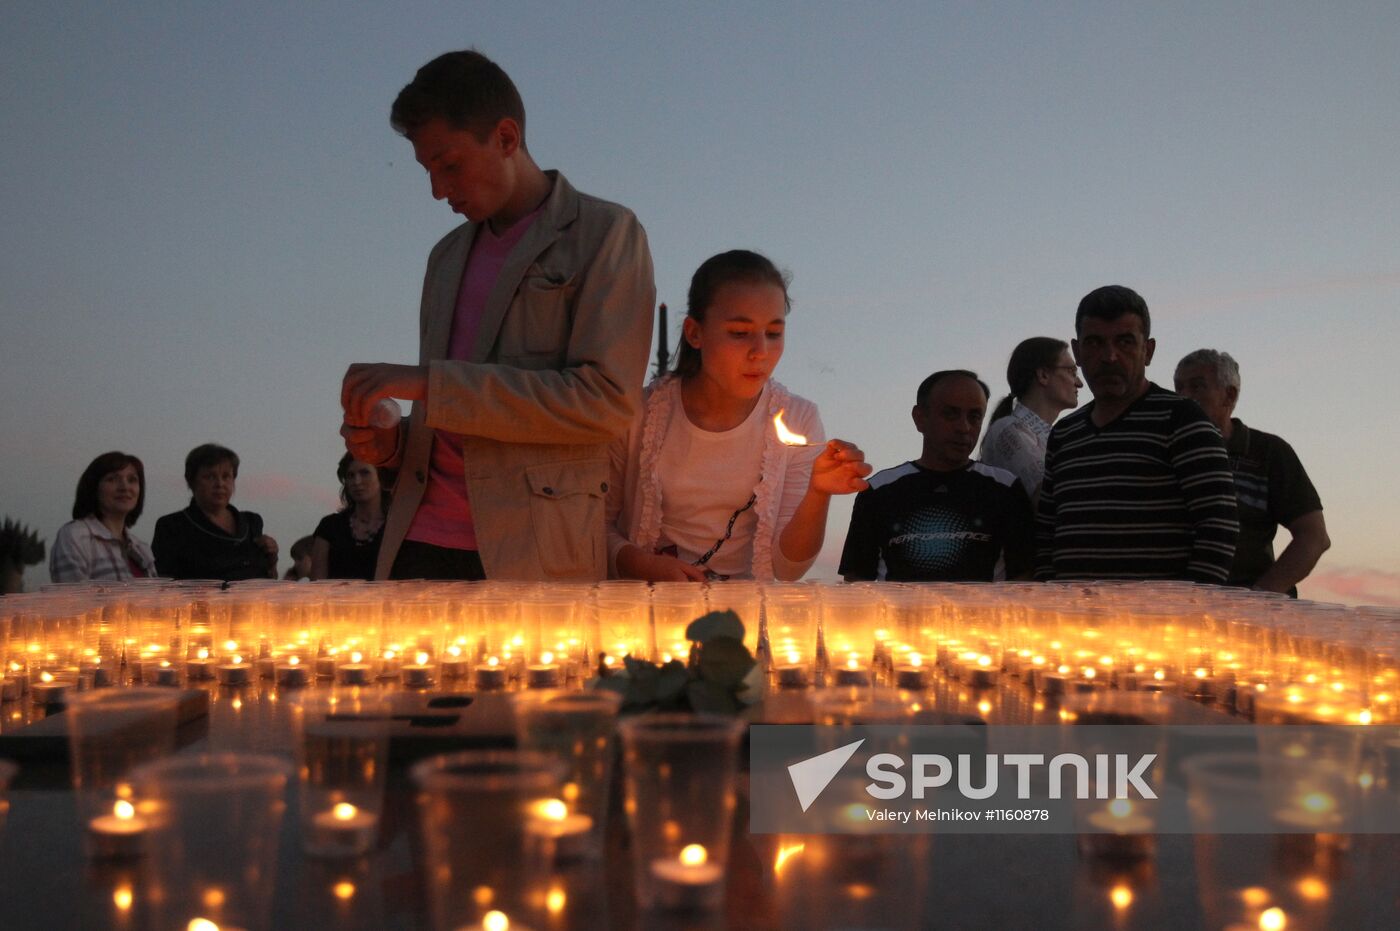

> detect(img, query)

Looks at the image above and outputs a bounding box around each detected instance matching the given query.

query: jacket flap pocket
[525,460,609,500]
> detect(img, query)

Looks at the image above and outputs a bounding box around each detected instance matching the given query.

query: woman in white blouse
[49,451,158,582]
[979,338,1082,501]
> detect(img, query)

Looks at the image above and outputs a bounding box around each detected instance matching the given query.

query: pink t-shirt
[406,209,541,550]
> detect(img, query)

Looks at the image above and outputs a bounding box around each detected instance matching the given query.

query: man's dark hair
[72,451,147,526]
[184,444,240,488]
[1075,285,1150,338]
[916,370,990,407]
[390,50,526,143]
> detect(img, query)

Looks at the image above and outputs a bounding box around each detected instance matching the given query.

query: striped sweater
[1034,383,1238,582]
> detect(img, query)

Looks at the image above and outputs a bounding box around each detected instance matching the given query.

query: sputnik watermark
[788,739,1155,810]
[751,724,1400,835]
[864,751,1156,800]
[787,738,866,811]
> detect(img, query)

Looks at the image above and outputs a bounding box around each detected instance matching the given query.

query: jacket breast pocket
[513,270,575,356]
[525,459,608,577]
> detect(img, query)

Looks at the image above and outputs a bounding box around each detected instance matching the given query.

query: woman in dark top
[151,444,279,581]
[310,454,389,581]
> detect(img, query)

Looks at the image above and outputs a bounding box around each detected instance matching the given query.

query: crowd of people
[41,49,1329,598]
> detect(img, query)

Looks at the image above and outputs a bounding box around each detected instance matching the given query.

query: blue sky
[3,2,1397,602]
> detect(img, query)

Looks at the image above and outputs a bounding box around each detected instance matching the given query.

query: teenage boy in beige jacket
[341,51,655,581]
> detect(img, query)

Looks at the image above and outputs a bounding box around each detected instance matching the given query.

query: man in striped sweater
[1034,286,1239,582]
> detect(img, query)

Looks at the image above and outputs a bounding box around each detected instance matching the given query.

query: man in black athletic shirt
[840,370,1035,582]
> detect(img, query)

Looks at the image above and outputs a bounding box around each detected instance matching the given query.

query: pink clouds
[1300,566,1400,607]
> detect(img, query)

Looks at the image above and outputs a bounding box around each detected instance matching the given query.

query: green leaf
[686,678,739,715]
[593,676,630,698]
[697,636,756,690]
[656,661,688,704]
[623,655,657,680]
[685,610,745,645]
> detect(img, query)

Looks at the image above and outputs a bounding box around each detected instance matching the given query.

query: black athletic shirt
[839,460,1034,582]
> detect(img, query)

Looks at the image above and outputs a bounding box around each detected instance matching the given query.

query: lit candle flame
[679,844,708,867]
[536,799,568,822]
[40,671,54,684]
[350,651,363,663]
[115,799,136,820]
[332,803,359,821]
[774,842,806,874]
[232,654,243,665]
[772,409,809,445]
[540,651,555,665]
[187,920,220,931]
[483,911,510,931]
[288,655,300,666]
[415,651,429,665]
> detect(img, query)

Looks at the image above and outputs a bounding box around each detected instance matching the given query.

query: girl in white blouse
[979,337,1082,500]
[607,250,870,582]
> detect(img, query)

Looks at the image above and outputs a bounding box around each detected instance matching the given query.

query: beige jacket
[375,171,656,580]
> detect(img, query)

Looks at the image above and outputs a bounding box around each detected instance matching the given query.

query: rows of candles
[0,578,1395,723]
[1,579,1398,931]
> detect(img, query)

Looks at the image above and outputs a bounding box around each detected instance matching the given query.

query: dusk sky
[3,2,1397,604]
